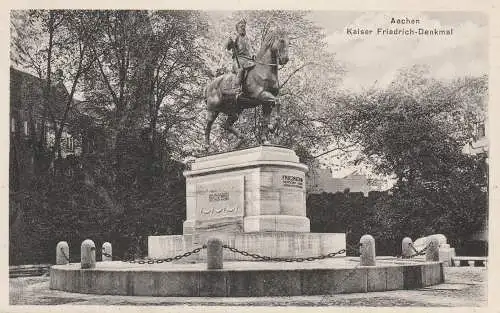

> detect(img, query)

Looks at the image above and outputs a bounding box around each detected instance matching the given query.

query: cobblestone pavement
[8,267,486,307]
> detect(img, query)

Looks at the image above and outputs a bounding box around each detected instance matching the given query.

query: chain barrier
[396,242,429,259]
[60,247,70,262]
[346,242,362,255]
[101,245,206,264]
[221,244,346,262]
[408,242,428,258]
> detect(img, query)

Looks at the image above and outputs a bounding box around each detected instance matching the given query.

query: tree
[9,10,211,263]
[11,10,95,173]
[322,65,488,242]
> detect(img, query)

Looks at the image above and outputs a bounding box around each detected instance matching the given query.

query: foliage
[307,187,487,256]
[318,66,488,246]
[9,10,208,264]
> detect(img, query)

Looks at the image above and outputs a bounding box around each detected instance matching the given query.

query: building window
[11,118,15,132]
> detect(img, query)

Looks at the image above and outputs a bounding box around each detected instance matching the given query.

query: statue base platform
[148,232,346,261]
[182,145,312,234]
[149,145,346,260]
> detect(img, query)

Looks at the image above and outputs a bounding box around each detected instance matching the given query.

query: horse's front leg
[205,110,219,152]
[224,112,245,148]
[261,104,272,144]
[258,91,279,144]
[269,97,280,134]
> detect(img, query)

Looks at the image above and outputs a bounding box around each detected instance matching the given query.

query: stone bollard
[56,241,70,265]
[81,239,96,269]
[360,235,376,266]
[102,242,112,261]
[401,237,413,258]
[206,238,223,270]
[425,236,440,262]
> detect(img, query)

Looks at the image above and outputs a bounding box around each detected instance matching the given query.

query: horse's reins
[240,55,284,69]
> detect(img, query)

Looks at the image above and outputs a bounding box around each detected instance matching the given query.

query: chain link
[222,244,346,262]
[396,242,429,259]
[60,247,70,262]
[346,242,362,255]
[407,242,429,258]
[103,245,206,264]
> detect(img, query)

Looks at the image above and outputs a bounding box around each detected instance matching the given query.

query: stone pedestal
[148,145,345,260]
[183,145,310,236]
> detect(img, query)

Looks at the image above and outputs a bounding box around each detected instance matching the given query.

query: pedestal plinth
[183,145,310,236]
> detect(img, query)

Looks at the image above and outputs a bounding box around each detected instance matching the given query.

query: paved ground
[9,267,486,307]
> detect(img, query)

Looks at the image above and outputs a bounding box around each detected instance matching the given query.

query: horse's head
[262,29,290,65]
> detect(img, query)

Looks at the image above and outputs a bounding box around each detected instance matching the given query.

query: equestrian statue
[204,19,290,152]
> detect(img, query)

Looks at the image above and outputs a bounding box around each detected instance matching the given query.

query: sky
[307,11,488,91]
[208,11,488,92]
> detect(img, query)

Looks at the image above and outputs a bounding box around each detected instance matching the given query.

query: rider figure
[226,18,255,97]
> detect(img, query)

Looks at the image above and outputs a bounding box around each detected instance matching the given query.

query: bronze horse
[204,29,290,151]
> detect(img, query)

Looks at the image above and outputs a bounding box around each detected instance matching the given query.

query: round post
[56,241,69,265]
[102,242,112,261]
[401,237,413,258]
[360,234,376,266]
[206,238,223,270]
[81,239,96,269]
[425,236,440,262]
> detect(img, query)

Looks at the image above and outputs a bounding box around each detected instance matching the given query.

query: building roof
[10,66,78,124]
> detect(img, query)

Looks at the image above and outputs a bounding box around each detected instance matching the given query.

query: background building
[10,67,83,189]
[308,167,387,195]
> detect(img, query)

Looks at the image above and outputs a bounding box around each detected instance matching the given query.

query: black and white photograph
[6,2,493,309]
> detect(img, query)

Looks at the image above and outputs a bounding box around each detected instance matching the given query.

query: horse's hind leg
[205,110,219,152]
[224,113,245,148]
[256,91,279,144]
[261,103,273,144]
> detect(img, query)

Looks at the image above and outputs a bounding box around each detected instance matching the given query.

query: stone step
[451,257,487,267]
[9,264,51,278]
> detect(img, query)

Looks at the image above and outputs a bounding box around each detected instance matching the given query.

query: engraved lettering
[199,207,239,216]
[196,177,244,220]
[281,175,304,188]
[209,192,230,201]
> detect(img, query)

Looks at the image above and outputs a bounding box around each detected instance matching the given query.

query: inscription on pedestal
[196,177,244,220]
[281,175,304,188]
